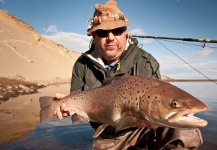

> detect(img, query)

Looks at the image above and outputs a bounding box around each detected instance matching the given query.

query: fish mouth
[167,109,208,128]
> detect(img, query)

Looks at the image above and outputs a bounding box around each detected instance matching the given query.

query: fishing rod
[127,34,217,85]
[128,34,217,43]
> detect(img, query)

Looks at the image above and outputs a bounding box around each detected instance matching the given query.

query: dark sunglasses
[95,27,126,38]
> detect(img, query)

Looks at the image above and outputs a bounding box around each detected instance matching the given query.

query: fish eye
[186,101,191,106]
[170,100,180,108]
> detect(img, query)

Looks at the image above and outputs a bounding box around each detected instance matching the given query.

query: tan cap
[87,0,130,35]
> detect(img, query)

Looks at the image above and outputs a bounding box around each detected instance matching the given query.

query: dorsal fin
[103,73,127,85]
[102,77,116,85]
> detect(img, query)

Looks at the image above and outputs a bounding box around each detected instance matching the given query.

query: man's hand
[55,93,75,120]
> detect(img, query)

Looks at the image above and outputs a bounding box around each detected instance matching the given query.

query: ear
[126,33,131,39]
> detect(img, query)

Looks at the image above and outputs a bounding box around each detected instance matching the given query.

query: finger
[62,112,69,117]
[62,108,75,116]
[69,110,76,116]
[55,93,66,99]
[56,107,63,120]
[60,103,67,111]
[55,93,63,99]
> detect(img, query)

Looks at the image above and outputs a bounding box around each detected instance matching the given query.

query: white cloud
[158,54,217,79]
[0,0,5,3]
[44,25,58,33]
[193,48,214,58]
[127,27,153,44]
[42,25,91,53]
[128,27,145,35]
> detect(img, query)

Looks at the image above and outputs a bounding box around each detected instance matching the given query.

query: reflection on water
[1,118,94,150]
[0,82,216,150]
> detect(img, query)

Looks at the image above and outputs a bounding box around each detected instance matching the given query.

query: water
[0,82,216,150]
[2,121,94,150]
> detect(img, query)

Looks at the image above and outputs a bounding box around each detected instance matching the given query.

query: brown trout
[39,76,208,134]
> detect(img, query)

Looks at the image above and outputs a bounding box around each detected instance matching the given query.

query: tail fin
[39,96,56,123]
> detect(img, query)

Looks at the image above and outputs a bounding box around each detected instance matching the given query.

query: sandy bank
[0,83,70,144]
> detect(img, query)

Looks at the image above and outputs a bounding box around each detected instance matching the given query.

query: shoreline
[163,79,217,82]
[0,77,71,101]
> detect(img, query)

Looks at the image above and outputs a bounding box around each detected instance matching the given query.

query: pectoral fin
[115,116,143,132]
[93,124,108,138]
[71,114,87,124]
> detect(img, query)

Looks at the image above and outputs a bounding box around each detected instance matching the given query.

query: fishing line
[155,39,217,85]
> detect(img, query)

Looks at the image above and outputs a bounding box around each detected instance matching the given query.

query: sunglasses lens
[95,27,126,38]
[95,30,108,37]
[112,27,126,36]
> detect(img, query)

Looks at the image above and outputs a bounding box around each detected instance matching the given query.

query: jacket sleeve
[128,38,161,80]
[135,50,161,80]
[143,53,161,80]
[70,57,86,91]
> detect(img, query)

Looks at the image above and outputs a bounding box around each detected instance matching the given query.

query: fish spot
[155,96,157,99]
[147,96,150,99]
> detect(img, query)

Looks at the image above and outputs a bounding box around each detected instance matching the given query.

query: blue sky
[1,0,217,79]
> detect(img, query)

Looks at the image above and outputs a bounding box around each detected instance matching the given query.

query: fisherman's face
[93,27,127,65]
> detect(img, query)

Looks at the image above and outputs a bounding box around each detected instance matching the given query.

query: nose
[107,32,115,41]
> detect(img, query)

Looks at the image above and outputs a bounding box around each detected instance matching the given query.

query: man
[56,0,203,149]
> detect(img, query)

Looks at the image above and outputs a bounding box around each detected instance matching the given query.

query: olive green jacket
[70,38,161,92]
